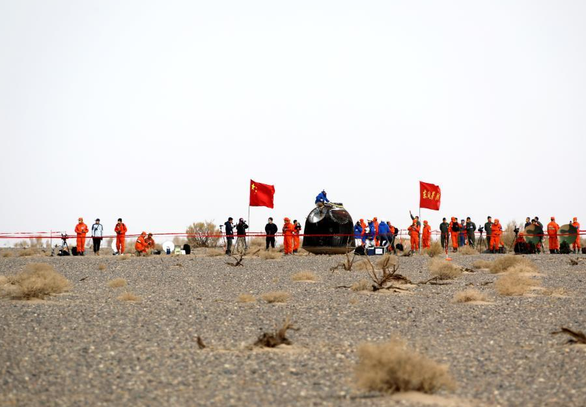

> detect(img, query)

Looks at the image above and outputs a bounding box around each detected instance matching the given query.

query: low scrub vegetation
[254,317,298,348]
[429,259,462,280]
[458,245,478,255]
[98,264,107,271]
[261,291,290,303]
[259,250,282,260]
[117,291,141,302]
[186,221,220,248]
[206,249,224,257]
[351,280,371,292]
[453,289,488,303]
[495,274,539,296]
[473,259,492,269]
[291,271,317,282]
[488,255,537,274]
[355,337,456,394]
[1,251,14,258]
[0,263,71,300]
[424,241,444,258]
[238,294,256,303]
[107,278,127,288]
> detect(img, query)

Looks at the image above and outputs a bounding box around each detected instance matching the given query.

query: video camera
[478,226,484,233]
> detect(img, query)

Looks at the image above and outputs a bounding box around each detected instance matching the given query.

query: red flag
[249,180,275,208]
[419,181,441,210]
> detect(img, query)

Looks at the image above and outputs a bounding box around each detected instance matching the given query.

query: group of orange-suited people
[74,217,155,256]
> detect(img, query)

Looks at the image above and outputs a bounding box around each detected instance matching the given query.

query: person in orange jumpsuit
[408,219,420,252]
[75,217,89,256]
[449,217,460,252]
[282,218,295,255]
[572,217,581,253]
[292,220,302,253]
[547,217,560,254]
[490,219,503,253]
[422,220,431,249]
[135,232,148,255]
[145,233,155,252]
[373,217,380,246]
[114,218,127,254]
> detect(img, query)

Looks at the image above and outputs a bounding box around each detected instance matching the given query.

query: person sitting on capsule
[315,190,330,207]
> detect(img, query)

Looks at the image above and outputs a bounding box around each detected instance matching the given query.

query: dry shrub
[1,251,13,258]
[424,241,444,258]
[259,250,282,260]
[118,254,131,260]
[355,338,456,394]
[349,297,359,305]
[249,238,265,249]
[501,222,517,249]
[0,276,8,286]
[18,248,40,257]
[473,259,492,269]
[489,255,536,274]
[238,294,256,303]
[117,291,141,302]
[453,289,488,303]
[351,280,371,292]
[186,221,220,248]
[206,249,224,257]
[429,258,462,280]
[292,271,317,282]
[506,264,537,275]
[0,263,71,300]
[495,274,539,296]
[254,317,298,348]
[543,287,567,297]
[458,245,478,255]
[107,278,127,288]
[261,291,290,303]
[353,260,369,271]
[98,264,107,271]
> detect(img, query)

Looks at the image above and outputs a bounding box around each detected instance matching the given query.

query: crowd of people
[71,217,155,256]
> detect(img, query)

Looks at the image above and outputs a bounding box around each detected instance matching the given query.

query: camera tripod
[477,231,485,251]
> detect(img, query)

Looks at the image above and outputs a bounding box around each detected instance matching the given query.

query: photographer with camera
[235,218,249,253]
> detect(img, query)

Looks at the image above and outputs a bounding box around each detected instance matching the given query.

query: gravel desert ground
[1,249,585,407]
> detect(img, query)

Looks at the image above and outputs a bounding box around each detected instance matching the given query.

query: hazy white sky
[1,0,585,243]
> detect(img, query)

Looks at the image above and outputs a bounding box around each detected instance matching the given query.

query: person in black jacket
[439,218,450,249]
[224,217,234,255]
[235,218,248,253]
[265,217,278,250]
[466,217,476,247]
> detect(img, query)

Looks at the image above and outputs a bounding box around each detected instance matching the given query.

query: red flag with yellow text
[419,181,441,210]
[249,180,275,208]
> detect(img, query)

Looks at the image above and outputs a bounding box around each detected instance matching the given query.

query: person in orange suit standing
[572,217,581,253]
[373,217,380,246]
[135,232,148,255]
[114,218,127,255]
[490,219,503,253]
[283,218,295,255]
[547,217,560,254]
[75,217,89,256]
[422,220,431,249]
[292,220,302,253]
[408,219,420,253]
[449,217,460,252]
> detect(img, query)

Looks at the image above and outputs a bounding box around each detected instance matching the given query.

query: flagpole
[247,204,251,249]
[419,207,422,254]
